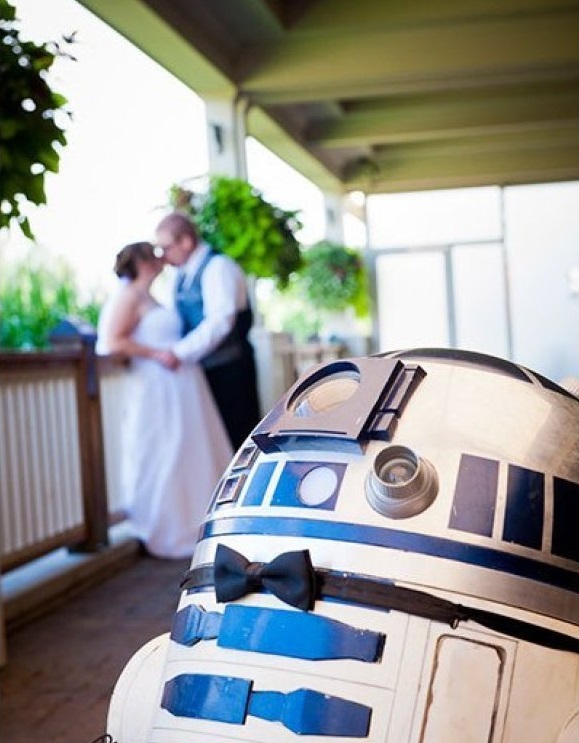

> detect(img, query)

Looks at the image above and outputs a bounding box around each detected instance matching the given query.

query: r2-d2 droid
[108,348,579,743]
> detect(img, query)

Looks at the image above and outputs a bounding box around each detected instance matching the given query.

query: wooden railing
[0,331,350,570]
[0,333,348,573]
[0,343,118,573]
[0,339,128,668]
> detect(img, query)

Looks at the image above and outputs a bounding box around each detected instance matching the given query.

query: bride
[96,241,232,559]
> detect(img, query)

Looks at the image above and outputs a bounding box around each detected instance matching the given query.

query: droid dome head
[207,347,579,628]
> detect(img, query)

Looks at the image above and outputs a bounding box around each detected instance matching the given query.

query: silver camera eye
[366,445,438,518]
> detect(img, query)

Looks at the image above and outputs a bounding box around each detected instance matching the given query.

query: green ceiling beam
[241,11,579,104]
[311,86,579,147]
[296,0,579,32]
[76,0,234,97]
[346,125,579,192]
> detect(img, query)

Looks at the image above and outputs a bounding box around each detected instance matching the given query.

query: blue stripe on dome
[200,515,579,595]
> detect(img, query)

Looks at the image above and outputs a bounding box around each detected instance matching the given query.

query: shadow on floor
[1,555,188,743]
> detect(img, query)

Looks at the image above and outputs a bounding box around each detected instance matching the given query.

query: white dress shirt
[172,242,248,363]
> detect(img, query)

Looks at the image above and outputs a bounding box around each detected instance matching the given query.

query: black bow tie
[214,544,317,611]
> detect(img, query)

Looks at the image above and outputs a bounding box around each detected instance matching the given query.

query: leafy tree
[0,0,73,237]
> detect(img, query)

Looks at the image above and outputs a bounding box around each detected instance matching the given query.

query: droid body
[108,349,579,743]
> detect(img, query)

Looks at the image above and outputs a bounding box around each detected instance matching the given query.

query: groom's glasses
[155,236,183,258]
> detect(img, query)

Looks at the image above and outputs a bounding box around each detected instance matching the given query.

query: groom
[156,212,261,451]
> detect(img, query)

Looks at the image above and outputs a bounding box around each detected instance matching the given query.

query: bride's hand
[152,350,180,370]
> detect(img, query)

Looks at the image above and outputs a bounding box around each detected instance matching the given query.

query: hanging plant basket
[169,175,303,288]
[297,240,370,318]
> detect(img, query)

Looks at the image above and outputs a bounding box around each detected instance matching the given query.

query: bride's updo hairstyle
[114,241,157,280]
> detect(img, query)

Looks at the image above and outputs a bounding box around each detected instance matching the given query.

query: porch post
[73,336,110,551]
[323,191,345,243]
[205,96,248,178]
[345,190,378,355]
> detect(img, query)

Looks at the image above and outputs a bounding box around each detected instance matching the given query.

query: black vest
[175,249,253,370]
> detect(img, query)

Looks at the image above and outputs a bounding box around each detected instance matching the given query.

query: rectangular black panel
[552,476,579,563]
[502,465,544,549]
[449,454,499,537]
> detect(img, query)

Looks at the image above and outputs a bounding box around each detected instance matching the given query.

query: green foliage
[298,240,370,317]
[0,258,101,349]
[0,0,73,237]
[169,176,303,288]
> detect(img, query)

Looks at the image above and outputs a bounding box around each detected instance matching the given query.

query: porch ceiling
[77,0,579,194]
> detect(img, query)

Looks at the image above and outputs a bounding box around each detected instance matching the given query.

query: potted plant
[296,240,370,336]
[169,175,303,288]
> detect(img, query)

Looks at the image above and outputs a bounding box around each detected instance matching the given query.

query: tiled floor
[1,555,188,743]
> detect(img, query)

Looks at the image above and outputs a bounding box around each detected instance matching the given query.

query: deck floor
[1,554,189,743]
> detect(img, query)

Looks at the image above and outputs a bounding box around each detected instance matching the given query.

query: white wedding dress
[102,303,233,558]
